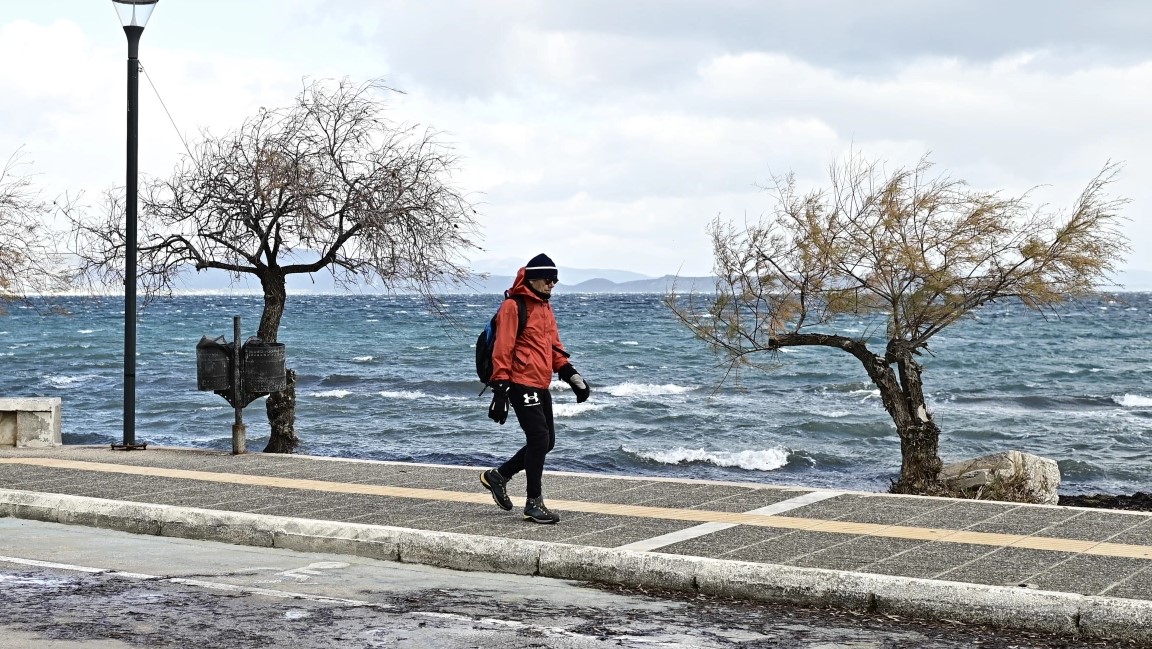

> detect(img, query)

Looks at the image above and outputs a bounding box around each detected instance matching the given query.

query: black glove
[558,364,591,403]
[487,380,510,424]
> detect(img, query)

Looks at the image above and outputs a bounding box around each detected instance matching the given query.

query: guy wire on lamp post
[111,0,158,451]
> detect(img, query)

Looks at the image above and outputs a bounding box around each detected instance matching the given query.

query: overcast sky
[2,1,1150,277]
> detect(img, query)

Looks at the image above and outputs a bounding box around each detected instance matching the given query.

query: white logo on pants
[522,391,540,406]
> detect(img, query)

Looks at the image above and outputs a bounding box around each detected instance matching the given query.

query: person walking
[480,253,591,524]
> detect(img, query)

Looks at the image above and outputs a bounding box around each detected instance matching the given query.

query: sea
[1,292,1149,496]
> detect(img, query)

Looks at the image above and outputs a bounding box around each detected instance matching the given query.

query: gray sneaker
[480,469,513,511]
[523,497,560,524]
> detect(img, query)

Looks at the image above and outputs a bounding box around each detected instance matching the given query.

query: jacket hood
[510,267,527,291]
[508,267,547,302]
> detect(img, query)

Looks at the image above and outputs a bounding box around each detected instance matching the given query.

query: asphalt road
[0,518,1139,648]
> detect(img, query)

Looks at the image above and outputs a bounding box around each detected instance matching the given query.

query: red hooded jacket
[489,267,570,390]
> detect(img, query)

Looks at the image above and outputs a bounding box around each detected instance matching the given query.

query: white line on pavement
[616,490,846,552]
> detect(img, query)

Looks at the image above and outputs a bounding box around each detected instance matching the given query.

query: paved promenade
[2,445,1152,644]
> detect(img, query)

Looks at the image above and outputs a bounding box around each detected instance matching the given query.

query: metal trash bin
[195,336,231,391]
[241,338,286,393]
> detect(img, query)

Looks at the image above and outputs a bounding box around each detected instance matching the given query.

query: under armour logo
[522,391,541,406]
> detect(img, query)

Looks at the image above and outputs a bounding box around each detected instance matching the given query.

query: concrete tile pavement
[2,445,1152,644]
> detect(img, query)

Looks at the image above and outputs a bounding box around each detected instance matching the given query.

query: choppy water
[1,292,1149,495]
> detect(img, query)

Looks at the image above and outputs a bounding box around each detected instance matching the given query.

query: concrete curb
[1,488,1149,644]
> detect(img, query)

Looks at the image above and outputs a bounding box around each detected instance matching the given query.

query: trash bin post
[231,316,246,455]
[196,317,284,451]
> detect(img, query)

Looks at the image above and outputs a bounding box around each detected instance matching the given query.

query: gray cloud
[332,0,1152,100]
[539,1,1152,68]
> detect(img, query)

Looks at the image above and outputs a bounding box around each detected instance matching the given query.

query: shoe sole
[480,472,513,511]
[523,514,559,524]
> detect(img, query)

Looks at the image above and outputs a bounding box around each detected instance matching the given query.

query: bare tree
[70,78,480,453]
[0,149,69,303]
[667,155,1128,494]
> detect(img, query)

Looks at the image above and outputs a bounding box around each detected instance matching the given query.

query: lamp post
[111,0,158,451]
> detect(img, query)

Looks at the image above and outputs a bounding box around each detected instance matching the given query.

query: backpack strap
[511,294,528,339]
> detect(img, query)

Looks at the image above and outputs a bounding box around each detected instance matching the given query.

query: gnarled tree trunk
[256,272,298,453]
[265,369,298,453]
[838,338,943,493]
[883,349,942,493]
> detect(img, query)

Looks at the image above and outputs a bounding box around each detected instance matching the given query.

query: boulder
[939,450,1061,505]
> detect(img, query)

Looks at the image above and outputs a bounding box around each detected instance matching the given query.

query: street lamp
[111,0,158,451]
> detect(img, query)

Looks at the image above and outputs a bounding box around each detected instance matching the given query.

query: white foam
[45,375,95,388]
[380,390,425,400]
[309,390,352,399]
[625,446,790,472]
[620,341,639,346]
[553,402,609,417]
[1114,394,1152,408]
[379,390,464,402]
[605,382,693,397]
[77,329,96,334]
[351,356,374,363]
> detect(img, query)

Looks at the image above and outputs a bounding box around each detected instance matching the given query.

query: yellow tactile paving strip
[4,457,1152,560]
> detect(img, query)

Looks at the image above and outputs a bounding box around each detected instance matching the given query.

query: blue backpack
[475,294,527,393]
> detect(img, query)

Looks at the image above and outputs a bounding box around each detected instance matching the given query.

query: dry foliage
[668,154,1128,493]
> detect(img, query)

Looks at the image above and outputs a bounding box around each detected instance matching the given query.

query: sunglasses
[534,278,559,286]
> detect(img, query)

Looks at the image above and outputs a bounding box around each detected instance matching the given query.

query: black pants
[497,383,555,500]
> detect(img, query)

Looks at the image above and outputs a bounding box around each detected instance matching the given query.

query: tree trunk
[841,339,942,494]
[265,368,298,453]
[256,272,299,453]
[890,416,943,494]
[886,351,942,494]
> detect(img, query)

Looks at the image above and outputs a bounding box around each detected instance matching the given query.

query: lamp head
[112,0,158,28]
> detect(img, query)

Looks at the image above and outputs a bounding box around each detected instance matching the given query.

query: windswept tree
[1,150,69,302]
[71,78,480,453]
[667,155,1128,494]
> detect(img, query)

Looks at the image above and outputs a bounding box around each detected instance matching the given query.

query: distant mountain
[469,258,652,284]
[172,254,656,293]
[558,268,653,284]
[566,275,715,294]
[165,264,1152,295]
[440,274,715,294]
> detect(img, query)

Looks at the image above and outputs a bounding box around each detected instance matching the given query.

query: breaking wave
[624,446,790,472]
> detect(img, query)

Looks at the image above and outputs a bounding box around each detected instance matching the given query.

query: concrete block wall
[0,398,62,448]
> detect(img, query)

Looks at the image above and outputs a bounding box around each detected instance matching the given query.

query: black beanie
[523,253,558,281]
